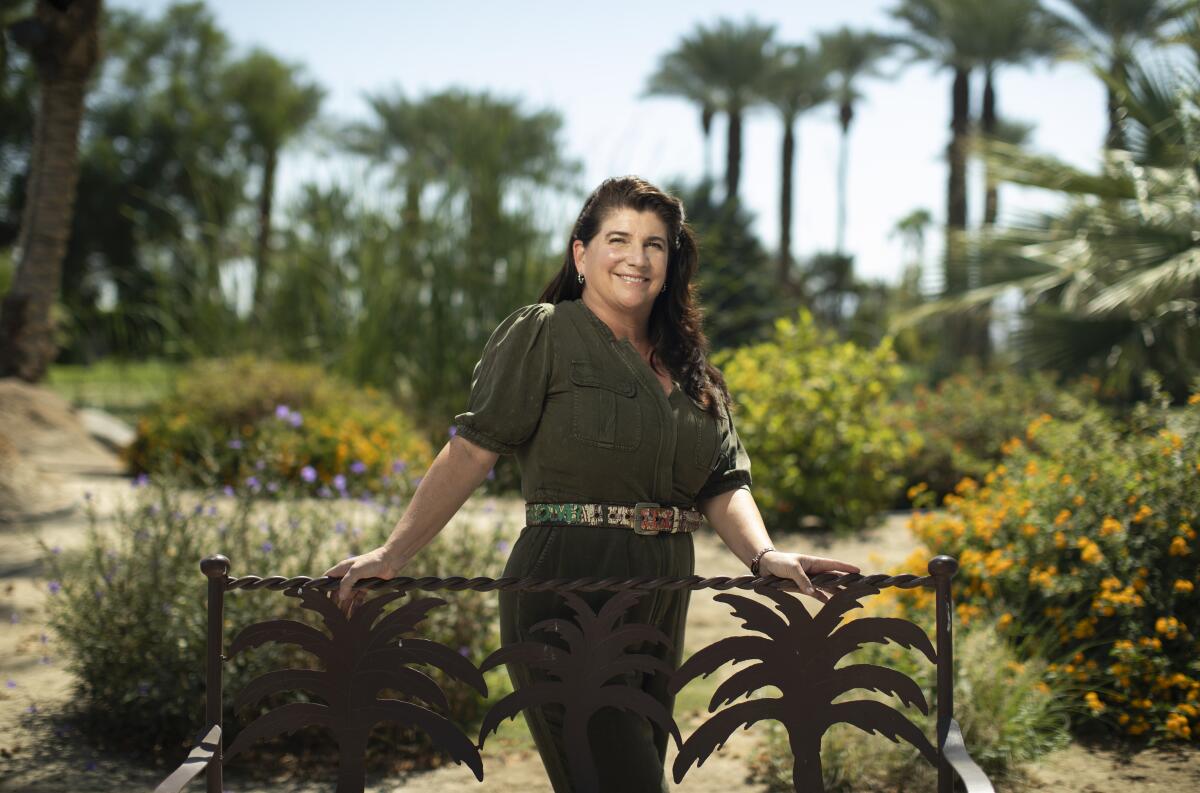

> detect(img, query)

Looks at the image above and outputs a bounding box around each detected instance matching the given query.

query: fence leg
[929,555,958,793]
[201,555,230,793]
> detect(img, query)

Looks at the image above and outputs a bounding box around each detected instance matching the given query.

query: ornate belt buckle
[634,502,679,535]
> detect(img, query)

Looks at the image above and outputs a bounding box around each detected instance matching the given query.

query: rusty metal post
[200,554,230,793]
[929,555,958,793]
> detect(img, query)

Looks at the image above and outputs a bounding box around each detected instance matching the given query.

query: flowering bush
[125,356,434,494]
[42,477,510,767]
[717,309,919,532]
[896,385,1200,743]
[888,365,1096,505]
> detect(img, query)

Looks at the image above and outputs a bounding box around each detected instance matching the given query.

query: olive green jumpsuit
[454,299,751,792]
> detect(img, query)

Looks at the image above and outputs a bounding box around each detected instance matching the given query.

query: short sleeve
[453,304,554,455]
[696,401,752,501]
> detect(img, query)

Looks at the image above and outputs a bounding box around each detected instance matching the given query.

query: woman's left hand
[757,551,860,603]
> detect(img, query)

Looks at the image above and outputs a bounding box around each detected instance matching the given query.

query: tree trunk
[334,728,370,793]
[701,103,715,182]
[0,0,102,382]
[252,146,277,313]
[942,66,974,364]
[564,712,599,793]
[725,107,743,203]
[836,102,853,255]
[1106,54,1127,151]
[779,115,795,288]
[982,68,997,227]
[789,727,825,792]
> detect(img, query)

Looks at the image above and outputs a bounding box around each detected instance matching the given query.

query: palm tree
[892,208,934,294]
[671,586,936,792]
[893,56,1200,401]
[0,0,101,381]
[1053,0,1189,150]
[758,44,830,286]
[817,28,895,255]
[222,48,324,314]
[891,0,991,361]
[973,0,1065,226]
[644,47,721,180]
[226,589,486,793]
[478,590,681,793]
[650,19,776,203]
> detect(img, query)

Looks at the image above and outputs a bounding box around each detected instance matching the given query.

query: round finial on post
[200,554,230,578]
[928,555,959,578]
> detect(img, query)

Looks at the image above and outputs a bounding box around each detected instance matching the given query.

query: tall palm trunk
[982,68,998,226]
[701,103,715,182]
[836,102,853,255]
[0,0,102,382]
[778,115,796,287]
[942,65,977,362]
[725,106,743,203]
[252,146,277,313]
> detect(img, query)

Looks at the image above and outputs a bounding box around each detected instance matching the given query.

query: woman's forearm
[381,435,498,566]
[698,486,774,569]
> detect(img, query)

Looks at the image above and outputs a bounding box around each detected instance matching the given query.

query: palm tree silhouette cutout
[672,585,937,793]
[225,588,487,792]
[478,589,682,793]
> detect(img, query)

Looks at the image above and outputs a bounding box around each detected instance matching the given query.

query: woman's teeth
[618,275,647,283]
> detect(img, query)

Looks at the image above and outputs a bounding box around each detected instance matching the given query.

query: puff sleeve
[453,304,554,455]
[696,402,753,501]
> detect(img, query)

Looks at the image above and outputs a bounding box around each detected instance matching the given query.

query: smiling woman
[324,176,860,792]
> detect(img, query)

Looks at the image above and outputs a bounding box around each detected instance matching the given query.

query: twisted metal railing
[154,554,993,793]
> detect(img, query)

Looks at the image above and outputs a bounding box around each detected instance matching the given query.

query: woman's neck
[582,293,652,350]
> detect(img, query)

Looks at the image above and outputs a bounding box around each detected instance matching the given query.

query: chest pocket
[569,360,642,451]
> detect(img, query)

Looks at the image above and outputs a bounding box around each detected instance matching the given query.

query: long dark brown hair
[539,176,731,416]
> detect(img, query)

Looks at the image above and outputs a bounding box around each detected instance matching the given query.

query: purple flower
[486,468,496,481]
[26,704,36,715]
[206,505,218,517]
[193,504,204,515]
[227,439,243,450]
[318,486,333,499]
[40,656,51,665]
[5,679,15,689]
[47,581,61,595]
[39,633,47,644]
[334,521,346,534]
[51,545,61,555]
[261,541,274,554]
[458,645,470,657]
[132,473,149,488]
[10,612,19,624]
[255,459,266,471]
[392,459,407,474]
[222,485,235,497]
[448,426,458,438]
[266,481,279,493]
[246,476,260,491]
[287,411,303,428]
[496,540,510,553]
[301,465,317,483]
[333,474,347,493]
[146,504,160,517]
[85,760,97,772]
[275,404,291,420]
[350,460,367,475]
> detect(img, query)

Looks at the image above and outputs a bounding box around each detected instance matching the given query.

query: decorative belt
[525,502,703,535]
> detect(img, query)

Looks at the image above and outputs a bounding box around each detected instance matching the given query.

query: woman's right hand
[323,545,406,619]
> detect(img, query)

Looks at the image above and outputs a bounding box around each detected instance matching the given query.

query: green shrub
[42,476,509,767]
[717,309,918,532]
[889,365,1096,504]
[748,616,1070,792]
[125,356,435,493]
[899,383,1200,742]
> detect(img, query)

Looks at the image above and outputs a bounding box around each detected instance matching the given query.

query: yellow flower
[1190,393,1200,406]
[1054,531,1067,549]
[998,612,1014,629]
[1156,616,1181,639]
[1099,516,1124,537]
[1182,523,1197,541]
[1073,494,1086,507]
[1175,579,1195,594]
[1132,504,1153,523]
[1085,692,1106,712]
[1077,537,1104,564]
[1170,536,1191,557]
[1054,509,1072,527]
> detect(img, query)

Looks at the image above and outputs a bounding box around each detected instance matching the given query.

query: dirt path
[2,479,1198,792]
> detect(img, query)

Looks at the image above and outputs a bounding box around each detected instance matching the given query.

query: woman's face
[573,206,669,323]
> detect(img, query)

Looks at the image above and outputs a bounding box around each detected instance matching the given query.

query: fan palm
[892,57,1200,400]
[644,47,721,179]
[758,44,830,286]
[226,589,487,793]
[478,590,681,793]
[671,586,936,792]
[1053,0,1190,149]
[817,27,895,255]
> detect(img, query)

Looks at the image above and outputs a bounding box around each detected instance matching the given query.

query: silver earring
[660,281,667,293]
[577,272,585,284]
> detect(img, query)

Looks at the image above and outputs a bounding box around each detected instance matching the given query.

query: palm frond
[670,635,776,693]
[827,664,930,712]
[224,702,333,760]
[828,700,937,764]
[359,701,484,780]
[672,698,781,781]
[826,617,937,663]
[233,669,335,712]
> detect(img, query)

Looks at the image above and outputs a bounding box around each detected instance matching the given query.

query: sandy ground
[2,473,1198,792]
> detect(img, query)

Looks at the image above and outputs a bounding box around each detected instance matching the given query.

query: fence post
[200,554,230,793]
[929,555,958,793]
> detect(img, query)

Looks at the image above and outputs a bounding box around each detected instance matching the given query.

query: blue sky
[115,0,1112,287]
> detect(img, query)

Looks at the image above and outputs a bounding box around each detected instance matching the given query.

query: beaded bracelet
[749,546,776,577]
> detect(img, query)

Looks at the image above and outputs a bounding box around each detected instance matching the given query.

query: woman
[325,176,859,791]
